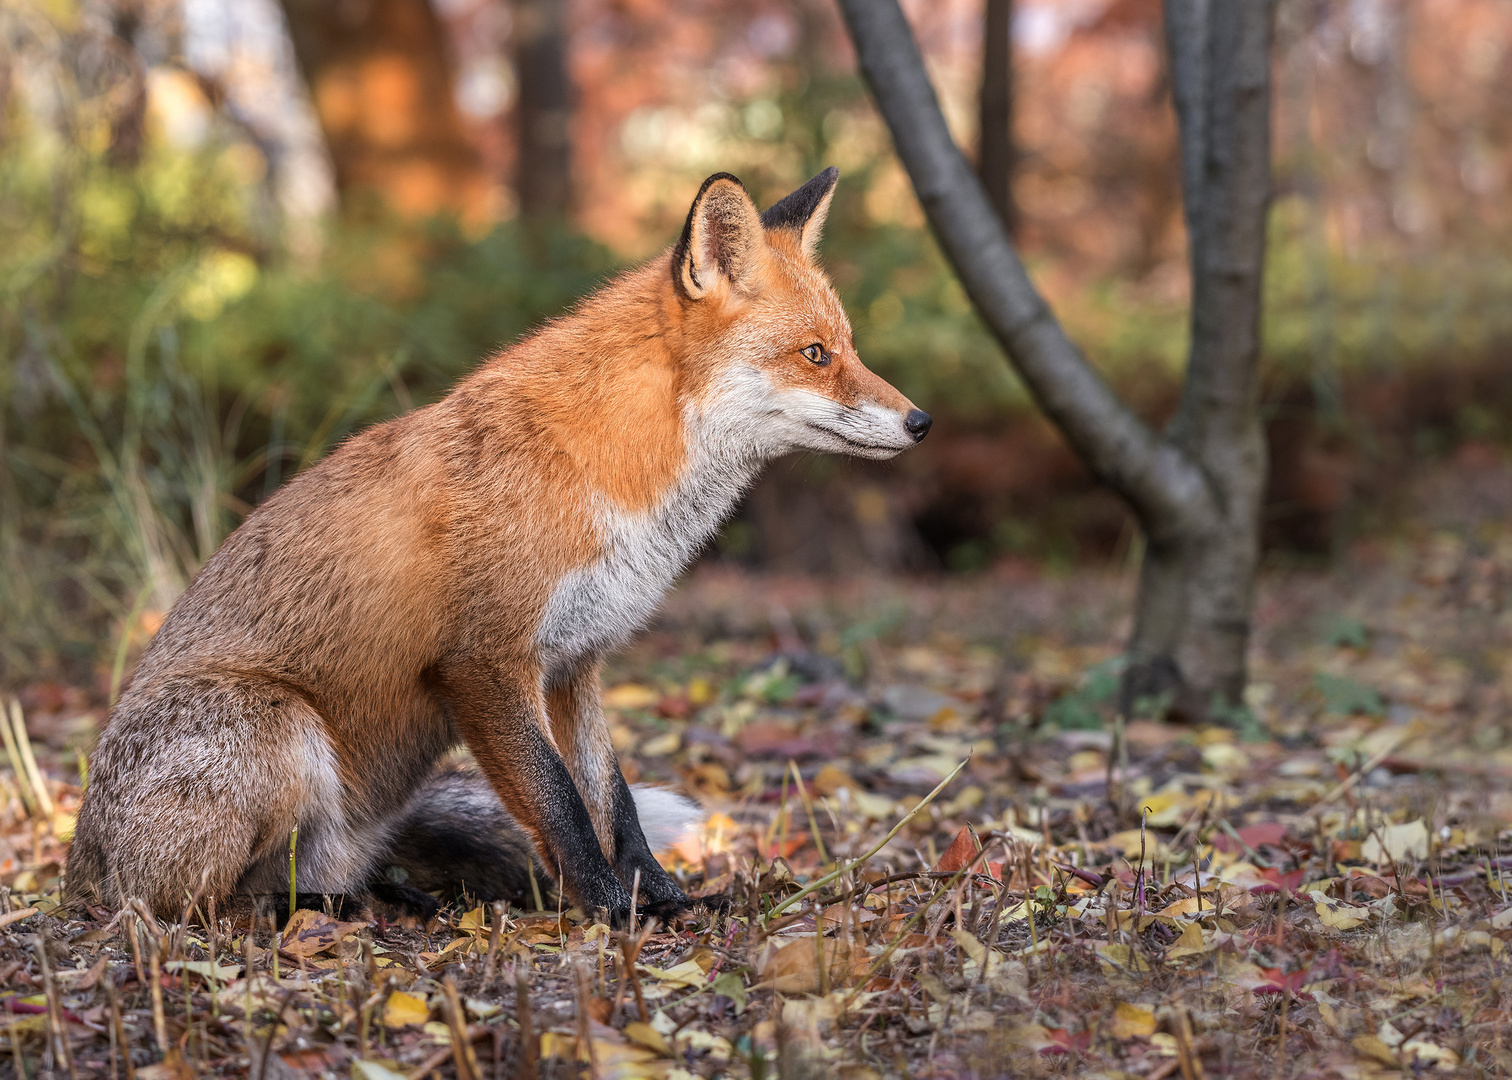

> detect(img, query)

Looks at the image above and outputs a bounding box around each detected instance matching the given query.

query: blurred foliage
[4,43,1512,682]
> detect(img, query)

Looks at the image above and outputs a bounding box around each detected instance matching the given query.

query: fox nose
[904,409,932,441]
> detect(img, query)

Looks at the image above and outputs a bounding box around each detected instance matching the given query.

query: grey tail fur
[379,762,702,908]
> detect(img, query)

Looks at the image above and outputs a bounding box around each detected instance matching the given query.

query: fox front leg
[547,660,691,919]
[449,669,636,923]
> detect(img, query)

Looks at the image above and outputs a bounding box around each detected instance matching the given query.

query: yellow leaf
[1139,789,1193,827]
[352,1061,410,1080]
[1166,922,1207,958]
[1402,1039,1459,1068]
[639,960,707,989]
[1153,896,1212,919]
[381,990,431,1029]
[1095,943,1150,973]
[1312,891,1370,931]
[949,928,988,966]
[1352,1035,1399,1066]
[1361,820,1429,864]
[164,959,243,981]
[604,684,660,710]
[539,1032,578,1060]
[687,677,714,706]
[1109,1002,1157,1039]
[624,1021,671,1055]
[456,906,487,933]
[1150,1033,1180,1057]
[640,732,681,757]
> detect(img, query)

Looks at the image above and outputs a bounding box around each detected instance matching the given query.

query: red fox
[68,168,931,925]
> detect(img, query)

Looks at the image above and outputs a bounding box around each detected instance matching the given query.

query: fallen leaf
[1352,1034,1399,1066]
[758,934,860,993]
[1108,1002,1157,1039]
[604,684,660,710]
[352,1062,409,1080]
[1362,820,1429,864]
[638,960,706,990]
[279,908,366,958]
[165,959,243,982]
[381,990,431,1028]
[1166,921,1207,958]
[931,824,982,873]
[1311,890,1371,930]
[624,1021,671,1055]
[0,907,38,929]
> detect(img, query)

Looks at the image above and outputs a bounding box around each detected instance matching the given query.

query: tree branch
[837,0,1217,542]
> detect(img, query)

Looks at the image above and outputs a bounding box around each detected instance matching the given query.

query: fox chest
[533,464,752,668]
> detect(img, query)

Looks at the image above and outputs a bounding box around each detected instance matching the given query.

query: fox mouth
[806,419,910,455]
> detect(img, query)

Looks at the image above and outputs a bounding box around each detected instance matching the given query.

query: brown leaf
[278,908,366,958]
[931,824,982,873]
[758,934,861,993]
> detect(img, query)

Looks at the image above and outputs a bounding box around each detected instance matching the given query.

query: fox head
[671,168,931,460]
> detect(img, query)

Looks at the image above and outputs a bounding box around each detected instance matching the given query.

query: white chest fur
[534,421,761,671]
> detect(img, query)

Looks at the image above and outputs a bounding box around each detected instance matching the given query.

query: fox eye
[801,343,829,366]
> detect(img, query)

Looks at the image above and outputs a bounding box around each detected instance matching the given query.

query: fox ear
[672,173,765,301]
[760,166,838,261]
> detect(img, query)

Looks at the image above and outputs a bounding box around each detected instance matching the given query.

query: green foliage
[1042,657,1122,731]
[0,105,615,680]
[1320,613,1371,649]
[1313,672,1386,718]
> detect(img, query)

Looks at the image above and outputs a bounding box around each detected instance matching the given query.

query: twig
[34,935,79,1080]
[514,966,538,1080]
[1318,732,1413,805]
[405,1043,455,1080]
[839,838,994,1012]
[256,989,296,1080]
[441,977,480,1080]
[789,761,830,865]
[766,757,969,922]
[483,901,505,985]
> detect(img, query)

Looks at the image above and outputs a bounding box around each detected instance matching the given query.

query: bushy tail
[380,762,702,907]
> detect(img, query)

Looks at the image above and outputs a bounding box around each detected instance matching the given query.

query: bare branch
[836,0,1216,541]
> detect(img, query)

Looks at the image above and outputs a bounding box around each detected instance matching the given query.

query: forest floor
[3,477,1512,1078]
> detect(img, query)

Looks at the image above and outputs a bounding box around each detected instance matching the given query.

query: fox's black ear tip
[760,167,842,232]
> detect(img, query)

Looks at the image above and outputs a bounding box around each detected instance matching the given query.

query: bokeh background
[3,0,1511,686]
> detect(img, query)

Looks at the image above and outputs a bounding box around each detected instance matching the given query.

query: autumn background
[2,0,1512,1077]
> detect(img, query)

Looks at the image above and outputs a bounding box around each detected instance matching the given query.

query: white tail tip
[630,786,703,853]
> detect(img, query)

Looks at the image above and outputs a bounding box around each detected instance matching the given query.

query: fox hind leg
[68,672,376,920]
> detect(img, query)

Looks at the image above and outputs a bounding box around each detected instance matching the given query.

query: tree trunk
[837,0,1276,720]
[513,0,573,220]
[1127,0,1273,717]
[278,0,490,221]
[978,0,1017,237]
